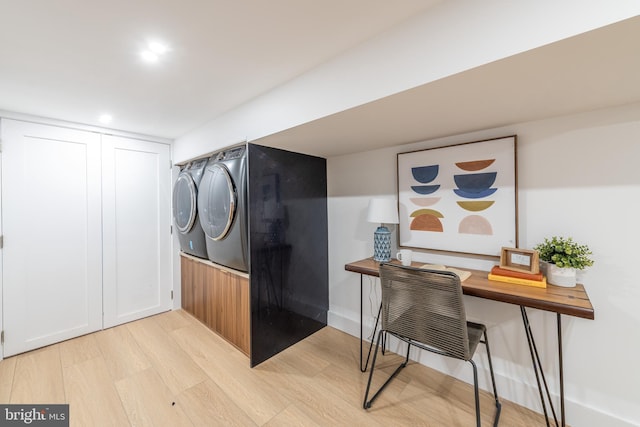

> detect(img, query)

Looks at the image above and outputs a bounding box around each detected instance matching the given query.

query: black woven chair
[363,263,501,426]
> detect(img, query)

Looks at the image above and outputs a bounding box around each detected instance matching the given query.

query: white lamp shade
[366,198,399,224]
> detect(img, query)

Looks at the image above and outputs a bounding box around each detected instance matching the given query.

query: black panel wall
[247,143,328,367]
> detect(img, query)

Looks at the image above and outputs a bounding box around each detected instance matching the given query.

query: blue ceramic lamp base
[373,225,392,262]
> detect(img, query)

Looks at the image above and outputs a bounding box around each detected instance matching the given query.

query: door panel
[1,119,102,356]
[0,125,3,361]
[102,135,171,328]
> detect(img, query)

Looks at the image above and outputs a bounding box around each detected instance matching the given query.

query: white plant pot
[546,264,577,287]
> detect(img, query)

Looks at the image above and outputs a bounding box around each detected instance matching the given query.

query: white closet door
[1,119,103,357]
[0,127,3,361]
[102,135,171,328]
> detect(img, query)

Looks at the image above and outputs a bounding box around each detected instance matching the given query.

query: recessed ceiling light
[148,42,168,55]
[141,50,159,63]
[141,40,169,63]
[99,114,113,124]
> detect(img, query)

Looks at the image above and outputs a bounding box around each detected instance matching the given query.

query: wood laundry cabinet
[180,254,250,355]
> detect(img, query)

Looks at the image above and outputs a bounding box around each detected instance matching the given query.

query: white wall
[328,102,640,427]
[173,0,640,164]
[0,120,3,362]
[168,2,640,424]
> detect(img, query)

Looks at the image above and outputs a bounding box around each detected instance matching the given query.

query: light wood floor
[0,310,548,426]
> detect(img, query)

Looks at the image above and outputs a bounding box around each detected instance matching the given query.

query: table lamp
[366,198,399,262]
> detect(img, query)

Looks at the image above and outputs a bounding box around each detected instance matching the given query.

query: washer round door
[199,163,236,241]
[172,172,197,234]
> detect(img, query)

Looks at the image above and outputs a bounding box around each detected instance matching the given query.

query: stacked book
[487,266,547,288]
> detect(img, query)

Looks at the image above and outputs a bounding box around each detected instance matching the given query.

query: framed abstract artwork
[397,135,517,256]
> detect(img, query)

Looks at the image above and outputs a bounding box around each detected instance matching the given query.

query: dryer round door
[199,163,236,241]
[173,172,198,234]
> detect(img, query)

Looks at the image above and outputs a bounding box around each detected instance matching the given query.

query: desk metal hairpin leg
[521,306,565,427]
[359,274,384,372]
[558,313,565,427]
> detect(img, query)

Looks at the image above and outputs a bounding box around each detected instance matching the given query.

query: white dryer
[173,158,208,258]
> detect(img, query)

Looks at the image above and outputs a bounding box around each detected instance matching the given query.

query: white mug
[396,249,413,266]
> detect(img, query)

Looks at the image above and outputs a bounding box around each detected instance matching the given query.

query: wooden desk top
[345,258,594,320]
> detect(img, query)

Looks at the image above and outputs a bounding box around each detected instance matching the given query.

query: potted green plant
[534,236,594,287]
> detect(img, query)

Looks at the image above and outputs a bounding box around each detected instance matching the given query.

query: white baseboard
[327,310,636,427]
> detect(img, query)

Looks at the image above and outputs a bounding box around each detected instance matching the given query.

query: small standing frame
[500,247,539,274]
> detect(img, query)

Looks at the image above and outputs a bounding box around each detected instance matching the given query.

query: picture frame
[397,135,517,256]
[500,247,539,274]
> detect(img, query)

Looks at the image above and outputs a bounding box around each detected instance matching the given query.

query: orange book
[491,265,544,281]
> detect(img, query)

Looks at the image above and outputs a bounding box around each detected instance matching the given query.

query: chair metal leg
[381,329,387,355]
[482,331,502,426]
[470,359,481,427]
[363,331,411,409]
[470,348,501,427]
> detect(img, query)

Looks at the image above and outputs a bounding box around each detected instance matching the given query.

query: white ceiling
[2,2,639,157]
[0,0,440,139]
[255,15,640,157]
